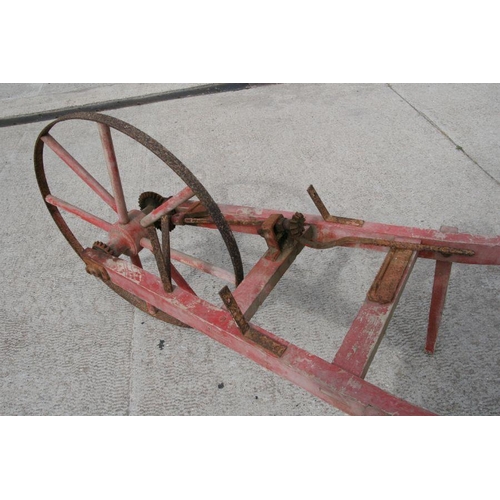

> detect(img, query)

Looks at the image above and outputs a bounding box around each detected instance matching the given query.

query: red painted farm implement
[35,112,500,415]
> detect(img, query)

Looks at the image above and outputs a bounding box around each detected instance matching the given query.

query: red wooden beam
[333,247,418,378]
[82,247,435,415]
[232,235,307,321]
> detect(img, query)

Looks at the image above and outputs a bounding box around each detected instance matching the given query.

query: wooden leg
[425,226,457,354]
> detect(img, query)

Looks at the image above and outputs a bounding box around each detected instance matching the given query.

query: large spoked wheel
[34,112,244,325]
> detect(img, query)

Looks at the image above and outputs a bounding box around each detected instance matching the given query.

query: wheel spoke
[170,249,236,284]
[97,124,129,224]
[138,237,235,284]
[41,134,117,212]
[140,186,194,228]
[45,194,112,232]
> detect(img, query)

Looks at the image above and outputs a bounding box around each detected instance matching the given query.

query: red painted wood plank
[333,249,418,378]
[83,248,434,415]
[233,237,306,321]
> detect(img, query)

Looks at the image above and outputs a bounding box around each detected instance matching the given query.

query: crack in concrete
[386,83,500,187]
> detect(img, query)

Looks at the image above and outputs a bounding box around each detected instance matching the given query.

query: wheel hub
[106,209,150,256]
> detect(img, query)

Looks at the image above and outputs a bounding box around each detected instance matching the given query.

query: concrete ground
[1,83,499,415]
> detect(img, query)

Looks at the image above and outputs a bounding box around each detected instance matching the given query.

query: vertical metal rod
[161,215,172,290]
[98,123,129,224]
[307,184,331,220]
[147,226,173,293]
[425,226,457,354]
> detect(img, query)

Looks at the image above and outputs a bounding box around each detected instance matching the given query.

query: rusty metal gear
[138,191,175,231]
[138,191,166,211]
[287,212,306,238]
[92,241,118,257]
[275,212,306,239]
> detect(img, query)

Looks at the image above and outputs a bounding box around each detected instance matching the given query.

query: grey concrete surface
[0,83,205,119]
[1,83,499,415]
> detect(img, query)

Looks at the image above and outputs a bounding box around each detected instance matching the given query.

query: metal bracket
[307,184,364,226]
[368,248,415,304]
[258,213,287,260]
[219,286,288,357]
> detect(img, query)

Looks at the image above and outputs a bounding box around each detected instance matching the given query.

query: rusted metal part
[244,329,288,358]
[138,191,166,211]
[426,226,457,354]
[138,192,172,230]
[147,226,173,293]
[161,215,172,289]
[276,212,305,238]
[92,241,118,257]
[83,255,110,281]
[173,201,209,225]
[256,212,306,261]
[298,234,474,257]
[367,248,415,304]
[141,186,194,228]
[307,184,364,226]
[259,213,286,260]
[219,286,250,335]
[219,286,287,357]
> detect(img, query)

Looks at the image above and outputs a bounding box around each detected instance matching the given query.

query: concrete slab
[0,83,206,120]
[389,83,500,182]
[1,83,499,415]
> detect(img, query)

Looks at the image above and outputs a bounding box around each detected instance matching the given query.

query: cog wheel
[138,191,175,231]
[288,212,306,238]
[276,212,306,239]
[92,241,118,257]
[138,191,166,211]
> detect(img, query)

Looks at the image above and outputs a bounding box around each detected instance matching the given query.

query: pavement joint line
[0,83,276,129]
[387,83,500,187]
